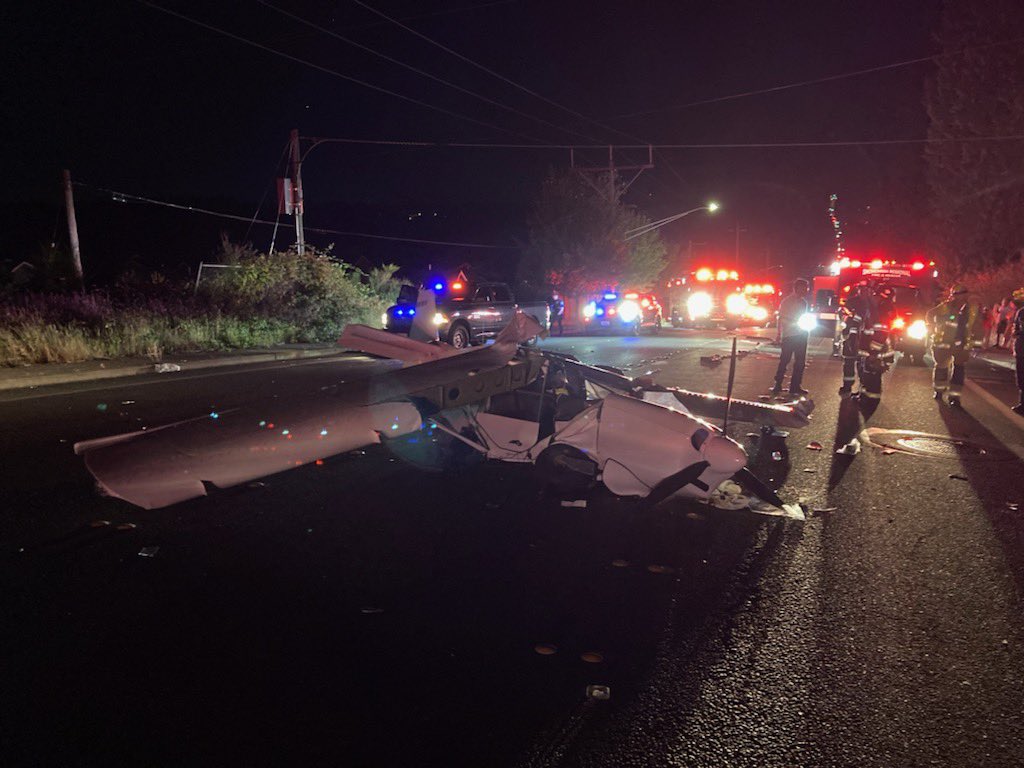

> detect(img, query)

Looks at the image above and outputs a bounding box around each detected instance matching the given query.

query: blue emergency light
[603,292,618,300]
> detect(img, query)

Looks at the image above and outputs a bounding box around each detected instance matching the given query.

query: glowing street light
[624,202,721,241]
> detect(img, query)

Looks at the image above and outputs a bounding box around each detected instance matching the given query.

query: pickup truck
[383,281,550,349]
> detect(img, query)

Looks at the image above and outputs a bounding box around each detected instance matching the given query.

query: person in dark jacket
[549,292,565,336]
[1012,288,1024,416]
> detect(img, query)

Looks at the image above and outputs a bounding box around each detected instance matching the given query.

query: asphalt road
[2,329,1023,767]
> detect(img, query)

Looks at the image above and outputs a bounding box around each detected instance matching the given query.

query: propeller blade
[732,467,785,509]
[723,336,738,432]
[641,461,710,510]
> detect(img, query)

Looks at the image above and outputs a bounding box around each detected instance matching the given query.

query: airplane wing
[75,313,544,510]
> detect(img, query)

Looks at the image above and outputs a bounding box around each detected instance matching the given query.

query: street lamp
[624,201,720,241]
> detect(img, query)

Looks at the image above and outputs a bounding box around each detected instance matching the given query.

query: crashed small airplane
[76,291,811,518]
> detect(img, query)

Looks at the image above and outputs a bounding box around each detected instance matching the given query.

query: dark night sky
[1,0,943,280]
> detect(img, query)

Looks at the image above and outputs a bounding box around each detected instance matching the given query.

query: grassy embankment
[0,245,401,367]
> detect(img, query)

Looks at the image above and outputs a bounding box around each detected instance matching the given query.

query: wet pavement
[2,329,1023,767]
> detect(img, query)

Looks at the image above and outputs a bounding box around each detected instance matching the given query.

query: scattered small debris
[121,400,135,405]
[882,448,897,455]
[699,355,723,367]
[949,473,968,481]
[685,511,707,520]
[806,441,823,451]
[154,363,181,373]
[646,564,675,575]
[586,684,611,701]
[771,451,783,461]
[360,607,384,615]
[813,507,838,515]
[138,546,160,558]
[247,481,266,488]
[611,559,630,568]
[708,481,748,510]
[1006,502,1019,511]
[802,468,817,473]
[836,438,861,456]
[95,403,108,412]
[89,520,110,528]
[115,523,137,531]
[580,651,604,664]
[560,499,587,508]
[534,644,558,656]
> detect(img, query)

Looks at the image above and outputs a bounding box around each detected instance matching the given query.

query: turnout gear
[926,290,983,403]
[854,323,894,401]
[1013,289,1024,414]
[838,286,878,396]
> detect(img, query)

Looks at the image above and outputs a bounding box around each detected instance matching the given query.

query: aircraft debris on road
[76,292,811,519]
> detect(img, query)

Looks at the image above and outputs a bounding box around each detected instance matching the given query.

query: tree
[925,0,1024,272]
[520,169,667,295]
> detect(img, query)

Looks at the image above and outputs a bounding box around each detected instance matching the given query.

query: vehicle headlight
[797,312,817,332]
[617,300,641,322]
[381,312,389,327]
[433,312,448,326]
[583,301,596,318]
[907,319,927,340]
[747,305,769,322]
[687,292,713,319]
[725,293,749,316]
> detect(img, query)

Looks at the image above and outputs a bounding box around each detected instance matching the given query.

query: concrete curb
[0,346,352,392]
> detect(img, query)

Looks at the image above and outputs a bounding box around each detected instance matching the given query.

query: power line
[341,0,520,32]
[300,134,1024,151]
[348,0,645,145]
[609,35,1024,121]
[73,182,516,249]
[135,0,546,144]
[254,0,602,144]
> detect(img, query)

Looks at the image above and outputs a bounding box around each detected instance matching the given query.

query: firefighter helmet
[1013,287,1024,304]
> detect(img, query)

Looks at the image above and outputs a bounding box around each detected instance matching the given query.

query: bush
[0,243,405,366]
[198,244,402,341]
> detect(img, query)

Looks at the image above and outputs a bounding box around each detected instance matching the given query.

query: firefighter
[1011,288,1024,416]
[855,319,894,403]
[926,283,984,407]
[838,283,875,396]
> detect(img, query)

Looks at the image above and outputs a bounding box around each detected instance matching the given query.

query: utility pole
[290,129,305,255]
[731,221,747,268]
[570,145,653,207]
[62,169,83,289]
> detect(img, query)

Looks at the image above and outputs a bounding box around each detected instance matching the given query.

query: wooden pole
[62,169,83,288]
[290,129,305,255]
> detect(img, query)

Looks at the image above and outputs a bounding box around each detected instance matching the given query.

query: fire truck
[809,256,941,363]
[665,268,771,328]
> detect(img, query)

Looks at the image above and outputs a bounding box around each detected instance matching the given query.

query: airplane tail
[494,311,544,348]
[409,288,439,343]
